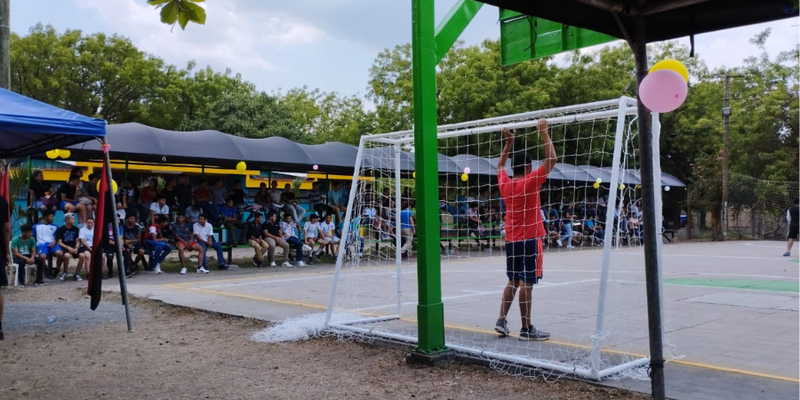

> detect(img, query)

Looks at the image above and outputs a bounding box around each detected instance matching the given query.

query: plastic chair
[10,242,36,286]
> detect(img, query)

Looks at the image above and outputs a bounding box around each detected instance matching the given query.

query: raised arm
[538,119,556,177]
[497,127,515,171]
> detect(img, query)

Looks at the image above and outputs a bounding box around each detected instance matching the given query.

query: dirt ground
[0,284,652,400]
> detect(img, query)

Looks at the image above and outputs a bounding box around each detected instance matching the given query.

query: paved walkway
[107,241,799,400]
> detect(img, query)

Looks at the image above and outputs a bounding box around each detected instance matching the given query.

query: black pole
[631,17,666,400]
[103,139,133,332]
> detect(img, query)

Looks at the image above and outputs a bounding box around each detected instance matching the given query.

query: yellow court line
[164,283,800,383]
[163,270,329,288]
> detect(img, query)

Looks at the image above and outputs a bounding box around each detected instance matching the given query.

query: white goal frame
[325,96,662,380]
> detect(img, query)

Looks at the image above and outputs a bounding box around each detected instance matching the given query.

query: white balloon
[665,186,671,192]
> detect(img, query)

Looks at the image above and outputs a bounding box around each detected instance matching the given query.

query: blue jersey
[400,209,414,229]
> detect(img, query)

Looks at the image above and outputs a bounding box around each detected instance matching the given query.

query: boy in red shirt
[495,119,556,341]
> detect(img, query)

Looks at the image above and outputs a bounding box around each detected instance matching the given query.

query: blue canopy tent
[0,87,131,330]
[0,88,106,158]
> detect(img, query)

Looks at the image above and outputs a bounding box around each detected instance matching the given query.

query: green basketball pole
[411,0,446,354]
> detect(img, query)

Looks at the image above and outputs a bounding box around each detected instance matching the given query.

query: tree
[10,24,167,123]
[180,91,303,141]
[278,87,377,145]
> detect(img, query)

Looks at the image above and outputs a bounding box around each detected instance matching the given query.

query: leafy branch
[148,0,207,30]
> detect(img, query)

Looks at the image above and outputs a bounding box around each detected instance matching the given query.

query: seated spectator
[149,195,170,224]
[171,213,204,275]
[227,181,246,206]
[122,214,146,271]
[104,218,127,279]
[379,187,394,222]
[194,178,220,226]
[254,182,271,211]
[79,173,100,220]
[328,182,345,223]
[263,211,291,268]
[246,212,268,268]
[185,202,203,224]
[58,176,87,225]
[123,178,148,224]
[280,214,306,267]
[465,202,488,249]
[175,174,194,215]
[161,177,178,212]
[33,210,60,279]
[627,213,641,240]
[281,183,306,223]
[193,214,227,271]
[55,213,81,281]
[320,214,340,258]
[210,178,228,213]
[340,182,351,210]
[140,178,159,216]
[77,218,95,279]
[146,215,173,274]
[11,224,41,286]
[221,198,247,245]
[269,180,285,215]
[29,170,57,219]
[303,214,326,263]
[309,181,335,222]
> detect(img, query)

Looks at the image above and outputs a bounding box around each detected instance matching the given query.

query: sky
[10,0,800,99]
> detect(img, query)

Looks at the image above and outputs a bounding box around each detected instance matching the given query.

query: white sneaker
[556,239,562,246]
[180,267,187,275]
[270,261,277,267]
[74,274,83,282]
[197,267,210,274]
[297,261,307,267]
[566,244,575,249]
[281,261,292,267]
[302,244,312,253]
[59,272,67,281]
[154,265,163,274]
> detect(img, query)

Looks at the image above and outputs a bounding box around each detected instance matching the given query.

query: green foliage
[148,0,206,30]
[8,165,29,224]
[277,87,377,145]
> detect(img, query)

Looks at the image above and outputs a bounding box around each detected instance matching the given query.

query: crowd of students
[14,168,354,281]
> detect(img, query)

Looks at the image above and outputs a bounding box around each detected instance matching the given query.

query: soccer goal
[325,97,669,380]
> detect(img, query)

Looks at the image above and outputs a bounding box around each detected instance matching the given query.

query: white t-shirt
[304,221,321,238]
[150,202,169,215]
[280,221,297,238]
[364,207,376,219]
[193,222,214,242]
[320,221,336,237]
[79,227,94,248]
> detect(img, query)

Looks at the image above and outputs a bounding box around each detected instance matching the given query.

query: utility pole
[0,0,8,90]
[721,74,731,240]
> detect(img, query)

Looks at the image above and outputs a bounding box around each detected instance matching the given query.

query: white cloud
[75,0,329,72]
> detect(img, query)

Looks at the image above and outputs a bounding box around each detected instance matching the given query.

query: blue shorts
[60,201,78,210]
[36,243,62,256]
[505,238,543,284]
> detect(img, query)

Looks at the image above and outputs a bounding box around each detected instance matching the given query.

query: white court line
[619,252,786,261]
[744,242,787,249]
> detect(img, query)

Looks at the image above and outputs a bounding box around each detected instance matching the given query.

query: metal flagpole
[102,139,133,332]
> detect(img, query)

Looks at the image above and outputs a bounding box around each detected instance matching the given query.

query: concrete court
[113,241,800,400]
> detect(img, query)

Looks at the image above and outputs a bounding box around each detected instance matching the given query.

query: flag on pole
[88,151,113,310]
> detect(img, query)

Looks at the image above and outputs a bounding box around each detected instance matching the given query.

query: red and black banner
[88,162,113,310]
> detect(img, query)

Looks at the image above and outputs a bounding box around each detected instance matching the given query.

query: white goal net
[325,97,672,380]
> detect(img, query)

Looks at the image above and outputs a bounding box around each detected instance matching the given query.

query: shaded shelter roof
[0,88,105,158]
[479,0,797,43]
[298,142,358,175]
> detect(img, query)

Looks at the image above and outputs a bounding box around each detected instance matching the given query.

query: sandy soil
[0,284,651,400]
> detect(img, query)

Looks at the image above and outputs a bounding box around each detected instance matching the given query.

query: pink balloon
[638,69,688,113]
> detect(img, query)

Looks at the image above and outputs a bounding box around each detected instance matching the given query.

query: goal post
[326,97,668,380]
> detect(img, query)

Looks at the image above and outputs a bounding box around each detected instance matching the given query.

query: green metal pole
[412,0,446,354]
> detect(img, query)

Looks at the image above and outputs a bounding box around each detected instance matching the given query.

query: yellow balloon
[413,172,416,179]
[593,182,600,189]
[636,184,642,189]
[460,173,468,182]
[46,149,60,159]
[619,184,626,190]
[97,179,118,194]
[650,59,689,83]
[236,161,247,172]
[59,149,71,159]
